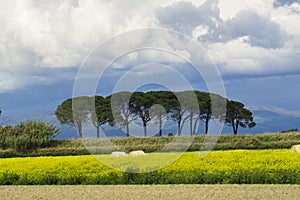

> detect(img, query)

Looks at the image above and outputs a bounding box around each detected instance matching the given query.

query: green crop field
[0,149,300,185]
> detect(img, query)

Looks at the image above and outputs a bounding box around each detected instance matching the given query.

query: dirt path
[1,185,299,200]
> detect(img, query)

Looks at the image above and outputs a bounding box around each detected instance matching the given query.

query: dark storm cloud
[156,1,286,49]
[155,0,222,35]
[200,10,287,49]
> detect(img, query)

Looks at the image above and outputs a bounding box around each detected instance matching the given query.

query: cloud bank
[0,0,299,93]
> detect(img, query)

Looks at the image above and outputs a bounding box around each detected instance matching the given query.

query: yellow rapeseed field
[0,149,299,184]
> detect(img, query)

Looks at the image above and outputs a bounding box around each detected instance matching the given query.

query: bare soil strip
[0,185,299,200]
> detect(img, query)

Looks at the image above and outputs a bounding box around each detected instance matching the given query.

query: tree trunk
[193,116,200,135]
[126,123,130,137]
[234,120,239,135]
[125,118,130,137]
[232,121,238,135]
[205,114,210,134]
[179,120,186,136]
[159,116,162,136]
[177,118,181,136]
[233,128,238,135]
[77,122,83,138]
[143,122,147,137]
[189,114,193,136]
[96,126,100,138]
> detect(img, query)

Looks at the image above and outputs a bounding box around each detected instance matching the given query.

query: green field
[1,185,300,200]
[0,149,300,185]
[1,132,300,158]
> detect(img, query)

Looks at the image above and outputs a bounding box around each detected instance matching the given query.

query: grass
[1,185,300,200]
[1,132,300,158]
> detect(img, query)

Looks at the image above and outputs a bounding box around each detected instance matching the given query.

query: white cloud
[272,4,300,48]
[155,0,222,35]
[207,38,300,75]
[0,0,160,91]
[0,0,300,92]
[156,1,205,35]
[0,71,51,93]
[0,0,159,70]
[156,0,282,48]
[250,105,300,117]
[0,73,19,92]
[199,8,287,49]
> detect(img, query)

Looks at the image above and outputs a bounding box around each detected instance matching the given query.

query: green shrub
[0,121,59,152]
[168,132,173,137]
[0,126,13,149]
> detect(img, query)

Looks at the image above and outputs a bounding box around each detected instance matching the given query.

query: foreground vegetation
[0,121,58,153]
[1,185,300,200]
[0,150,300,185]
[0,132,299,158]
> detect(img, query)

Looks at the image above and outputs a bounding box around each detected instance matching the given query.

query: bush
[0,121,59,152]
[0,126,13,149]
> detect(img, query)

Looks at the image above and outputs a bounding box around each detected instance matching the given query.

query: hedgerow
[0,132,299,158]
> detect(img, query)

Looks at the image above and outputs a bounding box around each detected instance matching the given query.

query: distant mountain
[0,110,79,139]
[0,110,56,126]
[247,106,300,134]
[0,105,299,139]
[0,110,129,139]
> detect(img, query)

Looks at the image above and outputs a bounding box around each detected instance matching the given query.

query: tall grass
[0,132,299,158]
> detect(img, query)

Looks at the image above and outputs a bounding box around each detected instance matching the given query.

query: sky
[0,0,300,117]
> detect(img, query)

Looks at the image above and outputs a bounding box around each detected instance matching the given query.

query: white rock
[290,145,300,153]
[130,150,145,156]
[111,151,127,157]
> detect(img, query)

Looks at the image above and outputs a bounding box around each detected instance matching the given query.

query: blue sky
[0,0,300,117]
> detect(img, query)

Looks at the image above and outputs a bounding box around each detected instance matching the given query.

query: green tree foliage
[54,90,253,137]
[55,96,90,138]
[147,91,176,136]
[90,96,114,138]
[281,128,298,133]
[0,121,59,152]
[170,92,190,136]
[130,92,153,137]
[198,92,227,134]
[196,92,210,134]
[225,100,256,134]
[110,92,135,137]
[179,91,200,136]
[171,91,205,136]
